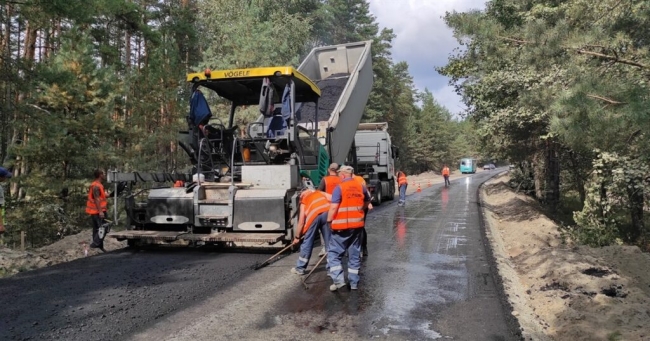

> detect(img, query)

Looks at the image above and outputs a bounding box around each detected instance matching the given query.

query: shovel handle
[302,252,328,288]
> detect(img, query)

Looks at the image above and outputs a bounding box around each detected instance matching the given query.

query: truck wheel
[388,183,395,200]
[375,187,382,206]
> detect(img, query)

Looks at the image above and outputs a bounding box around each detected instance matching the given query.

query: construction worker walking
[291,188,332,275]
[396,170,408,206]
[327,165,371,291]
[86,169,108,252]
[442,164,451,187]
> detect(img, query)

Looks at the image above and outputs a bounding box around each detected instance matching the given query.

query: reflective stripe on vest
[302,192,330,234]
[85,181,107,215]
[331,180,365,230]
[323,175,341,195]
[397,172,407,186]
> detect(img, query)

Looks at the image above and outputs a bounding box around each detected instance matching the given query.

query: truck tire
[375,187,382,206]
[388,183,395,200]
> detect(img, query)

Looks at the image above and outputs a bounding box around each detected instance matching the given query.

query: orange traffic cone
[417,184,422,193]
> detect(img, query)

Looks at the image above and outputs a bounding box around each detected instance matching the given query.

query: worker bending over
[327,165,371,291]
[291,188,332,275]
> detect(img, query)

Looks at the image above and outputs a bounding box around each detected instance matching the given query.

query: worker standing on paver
[396,170,408,206]
[291,188,332,275]
[0,167,12,235]
[86,169,108,252]
[327,165,371,291]
[442,164,451,187]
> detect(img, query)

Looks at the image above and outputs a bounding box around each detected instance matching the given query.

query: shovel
[301,252,328,290]
[253,239,300,270]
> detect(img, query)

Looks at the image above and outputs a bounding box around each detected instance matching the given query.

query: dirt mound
[0,230,126,277]
[481,174,650,341]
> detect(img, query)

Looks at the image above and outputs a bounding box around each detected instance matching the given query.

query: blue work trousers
[327,228,362,286]
[296,212,331,272]
[399,184,407,203]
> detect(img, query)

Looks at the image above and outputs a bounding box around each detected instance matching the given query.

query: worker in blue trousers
[326,165,371,291]
[291,188,332,275]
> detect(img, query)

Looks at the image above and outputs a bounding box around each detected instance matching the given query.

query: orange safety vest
[85,180,107,215]
[442,167,450,176]
[353,175,367,187]
[173,180,184,188]
[397,171,407,186]
[331,180,365,230]
[301,191,330,235]
[322,175,341,195]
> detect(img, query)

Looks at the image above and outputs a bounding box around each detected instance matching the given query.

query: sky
[368,0,487,116]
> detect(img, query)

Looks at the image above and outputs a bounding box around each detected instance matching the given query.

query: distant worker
[353,171,372,258]
[442,164,451,187]
[0,167,12,235]
[173,180,184,188]
[318,163,341,194]
[327,165,371,291]
[86,169,108,252]
[291,188,332,275]
[396,170,408,206]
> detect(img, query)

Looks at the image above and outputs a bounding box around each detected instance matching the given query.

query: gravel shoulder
[481,173,650,341]
[0,230,126,277]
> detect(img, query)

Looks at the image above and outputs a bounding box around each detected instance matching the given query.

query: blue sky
[368,0,486,116]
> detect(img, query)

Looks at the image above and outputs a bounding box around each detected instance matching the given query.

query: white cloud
[368,0,486,116]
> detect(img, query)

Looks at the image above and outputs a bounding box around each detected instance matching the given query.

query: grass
[607,331,622,341]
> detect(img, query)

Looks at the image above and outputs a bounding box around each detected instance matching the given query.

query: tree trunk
[533,149,545,202]
[626,176,645,244]
[568,150,586,204]
[545,140,560,211]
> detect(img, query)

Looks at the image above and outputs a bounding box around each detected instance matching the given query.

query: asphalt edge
[476,171,524,341]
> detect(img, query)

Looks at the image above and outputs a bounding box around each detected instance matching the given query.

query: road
[0,170,520,341]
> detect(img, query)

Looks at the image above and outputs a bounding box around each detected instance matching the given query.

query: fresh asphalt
[0,170,520,340]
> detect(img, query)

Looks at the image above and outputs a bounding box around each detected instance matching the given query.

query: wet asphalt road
[0,170,519,341]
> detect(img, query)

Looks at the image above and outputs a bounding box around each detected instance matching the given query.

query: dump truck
[107,41,373,248]
[353,122,398,205]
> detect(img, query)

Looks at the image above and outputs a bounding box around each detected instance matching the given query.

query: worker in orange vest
[396,170,408,206]
[353,171,372,258]
[327,165,371,291]
[442,164,451,187]
[318,163,341,194]
[291,188,332,275]
[316,163,342,256]
[86,169,108,252]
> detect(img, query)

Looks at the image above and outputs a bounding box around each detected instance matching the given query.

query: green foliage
[196,0,313,70]
[440,0,650,246]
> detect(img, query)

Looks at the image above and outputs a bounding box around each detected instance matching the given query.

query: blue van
[460,158,477,174]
